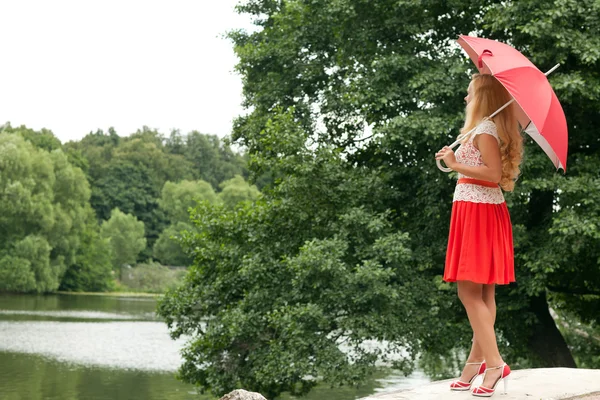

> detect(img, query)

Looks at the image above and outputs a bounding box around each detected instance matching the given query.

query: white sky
[0,0,256,143]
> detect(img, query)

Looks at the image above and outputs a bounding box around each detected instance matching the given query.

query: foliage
[65,127,249,260]
[100,208,147,270]
[482,0,600,366]
[158,110,438,397]
[160,0,599,396]
[153,222,195,267]
[0,134,91,293]
[1,120,252,293]
[165,130,247,188]
[159,180,218,223]
[60,208,114,292]
[153,175,260,266]
[218,175,261,209]
[3,123,62,152]
[151,180,218,266]
[555,309,600,369]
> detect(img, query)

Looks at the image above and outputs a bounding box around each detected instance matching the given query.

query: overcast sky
[0,0,256,143]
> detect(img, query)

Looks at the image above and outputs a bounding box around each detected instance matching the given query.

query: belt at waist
[457,178,499,188]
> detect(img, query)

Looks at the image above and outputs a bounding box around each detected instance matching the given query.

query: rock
[564,393,600,400]
[360,368,600,400]
[219,389,268,400]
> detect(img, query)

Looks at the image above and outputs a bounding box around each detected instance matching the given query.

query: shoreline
[54,291,161,298]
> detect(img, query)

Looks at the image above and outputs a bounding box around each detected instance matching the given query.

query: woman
[435,74,523,397]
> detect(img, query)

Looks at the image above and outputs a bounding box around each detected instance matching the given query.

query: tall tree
[67,128,192,258]
[159,180,218,223]
[100,208,146,271]
[218,175,261,209]
[60,208,114,292]
[482,0,600,367]
[153,179,218,266]
[229,0,600,367]
[166,131,247,187]
[152,221,194,267]
[0,134,90,293]
[3,123,62,152]
[159,110,421,397]
[66,127,250,259]
[159,0,599,396]
[154,176,260,266]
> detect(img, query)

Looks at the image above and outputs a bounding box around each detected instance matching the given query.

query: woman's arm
[435,134,503,183]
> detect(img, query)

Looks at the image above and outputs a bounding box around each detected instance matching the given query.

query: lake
[0,293,429,399]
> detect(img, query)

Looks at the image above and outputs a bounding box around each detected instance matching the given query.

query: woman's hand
[435,146,457,169]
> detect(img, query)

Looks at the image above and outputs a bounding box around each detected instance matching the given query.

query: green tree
[159,0,600,396]
[228,0,600,369]
[100,208,146,271]
[482,0,600,368]
[3,123,62,151]
[165,131,247,187]
[66,127,196,259]
[63,128,120,179]
[153,179,217,266]
[60,209,114,292]
[159,180,218,223]
[114,129,194,185]
[0,134,90,293]
[218,175,260,209]
[92,158,164,259]
[158,110,428,397]
[152,221,194,267]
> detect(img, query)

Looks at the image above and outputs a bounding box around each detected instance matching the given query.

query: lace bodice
[453,120,505,204]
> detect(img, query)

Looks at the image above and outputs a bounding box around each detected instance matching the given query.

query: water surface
[0,293,429,399]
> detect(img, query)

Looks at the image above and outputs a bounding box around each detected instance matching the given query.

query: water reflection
[0,309,151,321]
[0,293,158,317]
[0,352,203,400]
[0,321,185,371]
[0,294,430,400]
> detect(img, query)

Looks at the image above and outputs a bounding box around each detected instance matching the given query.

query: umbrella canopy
[458,35,568,171]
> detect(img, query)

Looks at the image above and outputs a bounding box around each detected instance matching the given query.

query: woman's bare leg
[459,284,496,382]
[457,284,496,382]
[457,281,504,388]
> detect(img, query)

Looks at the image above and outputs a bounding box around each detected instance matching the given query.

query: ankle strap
[465,361,485,365]
[485,363,506,370]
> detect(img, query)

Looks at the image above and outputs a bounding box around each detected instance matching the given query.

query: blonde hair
[461,74,523,191]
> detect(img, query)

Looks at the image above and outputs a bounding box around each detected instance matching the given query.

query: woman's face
[465,81,474,105]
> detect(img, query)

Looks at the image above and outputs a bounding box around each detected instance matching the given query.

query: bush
[120,262,186,293]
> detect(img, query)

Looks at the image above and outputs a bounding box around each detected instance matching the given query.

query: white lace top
[453,120,505,204]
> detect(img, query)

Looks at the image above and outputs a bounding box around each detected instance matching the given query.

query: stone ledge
[360,368,600,400]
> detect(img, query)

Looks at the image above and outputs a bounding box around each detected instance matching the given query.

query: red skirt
[443,199,515,285]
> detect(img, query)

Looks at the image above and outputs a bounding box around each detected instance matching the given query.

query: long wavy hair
[461,74,523,191]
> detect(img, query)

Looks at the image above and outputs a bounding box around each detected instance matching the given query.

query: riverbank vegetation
[0,124,261,294]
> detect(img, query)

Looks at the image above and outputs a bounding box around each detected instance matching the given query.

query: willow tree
[0,134,91,292]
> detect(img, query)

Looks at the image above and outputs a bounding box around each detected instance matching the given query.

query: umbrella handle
[436,139,462,172]
[435,125,479,173]
[435,106,512,173]
[436,159,453,173]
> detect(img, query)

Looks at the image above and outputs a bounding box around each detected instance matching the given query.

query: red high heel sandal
[471,363,511,397]
[449,361,486,391]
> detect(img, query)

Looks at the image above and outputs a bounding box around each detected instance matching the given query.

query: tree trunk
[528,291,577,367]
[525,190,576,368]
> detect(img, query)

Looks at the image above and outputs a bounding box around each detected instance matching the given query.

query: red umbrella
[437,35,568,172]
[457,35,568,171]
